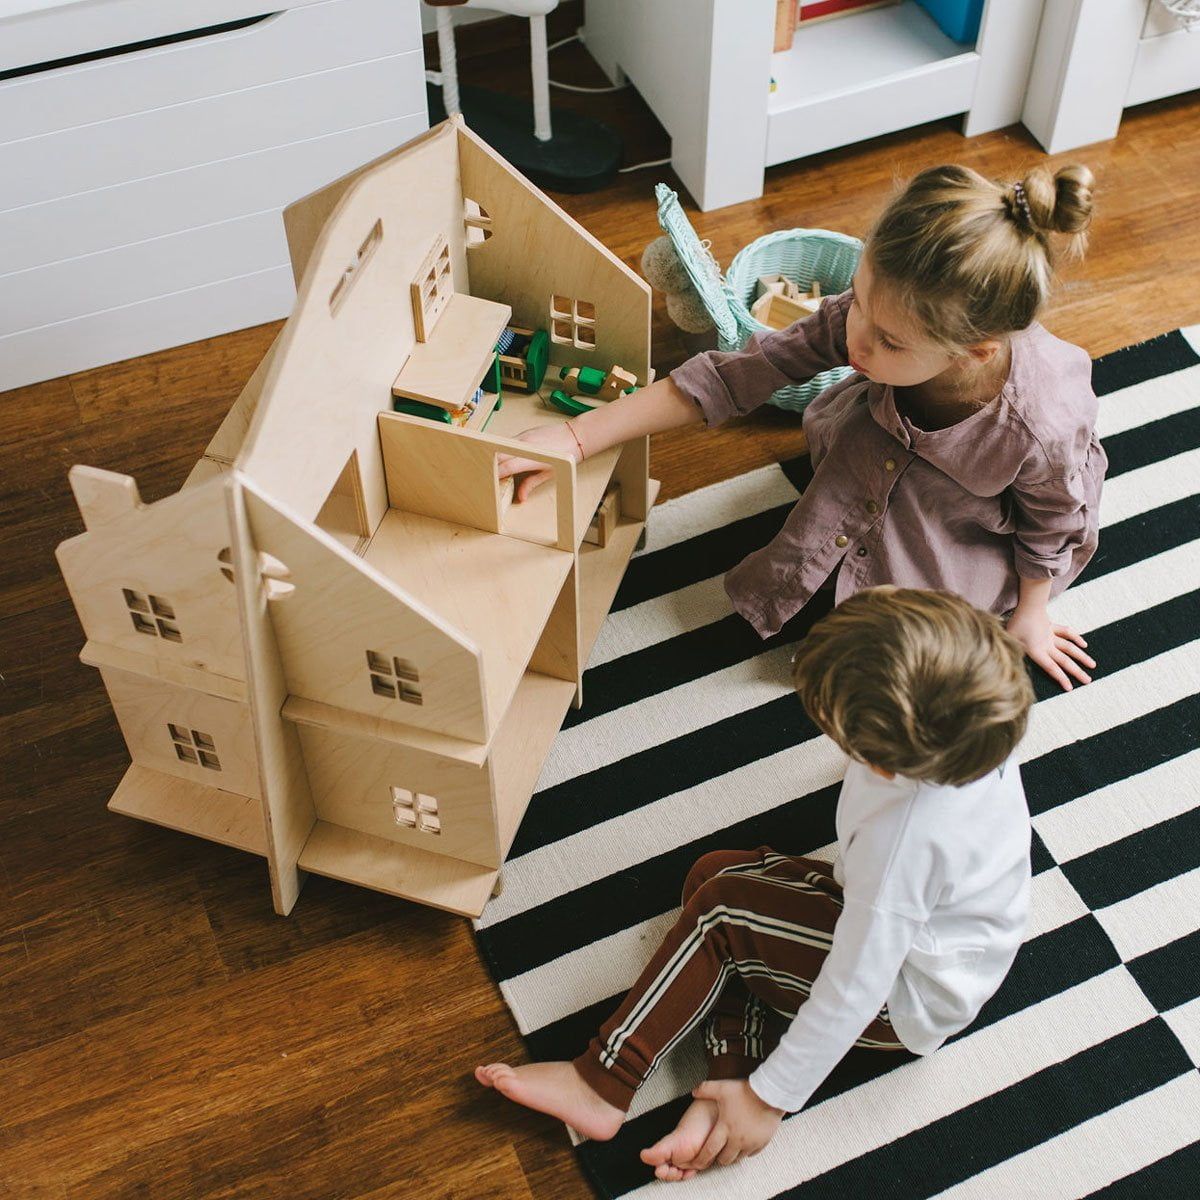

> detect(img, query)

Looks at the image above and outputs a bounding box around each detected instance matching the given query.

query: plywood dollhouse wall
[456,129,652,387]
[238,122,470,530]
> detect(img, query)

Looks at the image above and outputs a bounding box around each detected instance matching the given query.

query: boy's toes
[475,1063,510,1088]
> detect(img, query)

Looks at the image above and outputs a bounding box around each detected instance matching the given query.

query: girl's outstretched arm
[496,376,701,502]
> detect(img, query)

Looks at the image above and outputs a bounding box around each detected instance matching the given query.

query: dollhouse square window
[168,725,221,771]
[549,297,597,350]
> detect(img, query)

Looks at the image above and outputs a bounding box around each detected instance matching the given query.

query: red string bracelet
[565,421,586,462]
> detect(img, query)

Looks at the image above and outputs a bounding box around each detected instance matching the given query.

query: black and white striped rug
[476,328,1200,1199]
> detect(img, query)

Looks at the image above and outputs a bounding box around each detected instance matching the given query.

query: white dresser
[0,0,429,390]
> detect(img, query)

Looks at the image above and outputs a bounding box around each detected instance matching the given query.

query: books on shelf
[797,0,899,27]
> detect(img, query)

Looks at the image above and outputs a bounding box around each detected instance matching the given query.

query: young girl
[498,164,1105,692]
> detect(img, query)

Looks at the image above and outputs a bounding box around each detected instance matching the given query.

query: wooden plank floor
[3,25,1200,1195]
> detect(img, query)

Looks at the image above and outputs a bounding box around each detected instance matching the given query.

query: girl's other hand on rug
[640,1098,719,1182]
[473,1061,624,1142]
[1007,606,1095,692]
[686,1079,784,1168]
[1008,580,1095,691]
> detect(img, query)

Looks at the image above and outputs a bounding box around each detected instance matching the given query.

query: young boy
[476,587,1035,1181]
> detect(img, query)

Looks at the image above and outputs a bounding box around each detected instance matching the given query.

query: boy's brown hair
[792,588,1034,787]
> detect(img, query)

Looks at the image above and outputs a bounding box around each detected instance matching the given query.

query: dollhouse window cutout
[366,651,422,705]
[124,588,182,641]
[464,198,493,246]
[391,786,440,835]
[549,296,596,350]
[218,547,234,583]
[411,233,453,341]
[329,219,382,313]
[168,724,221,771]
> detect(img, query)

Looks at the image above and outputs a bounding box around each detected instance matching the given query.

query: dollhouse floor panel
[361,506,574,726]
[109,764,267,856]
[298,819,499,917]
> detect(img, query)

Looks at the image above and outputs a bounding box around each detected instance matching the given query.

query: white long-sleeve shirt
[748,756,1031,1113]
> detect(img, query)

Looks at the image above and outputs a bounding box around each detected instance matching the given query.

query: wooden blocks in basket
[751,280,824,330]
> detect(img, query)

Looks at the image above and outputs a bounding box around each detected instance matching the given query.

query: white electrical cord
[619,157,672,174]
[547,31,627,92]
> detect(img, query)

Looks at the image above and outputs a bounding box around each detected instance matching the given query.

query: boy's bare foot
[640,1098,720,1182]
[475,1061,625,1141]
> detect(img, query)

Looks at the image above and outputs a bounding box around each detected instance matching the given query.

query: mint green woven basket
[655,184,862,413]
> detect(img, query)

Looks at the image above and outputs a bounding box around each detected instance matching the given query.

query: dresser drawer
[0,0,422,142]
[1,51,425,210]
[0,0,325,74]
[0,118,421,274]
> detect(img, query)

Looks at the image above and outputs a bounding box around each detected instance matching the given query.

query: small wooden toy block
[751,281,824,330]
[55,116,657,922]
[597,365,638,403]
[754,274,801,303]
[585,483,621,548]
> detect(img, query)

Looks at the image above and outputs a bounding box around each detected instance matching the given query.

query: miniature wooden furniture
[496,326,550,393]
[56,116,656,920]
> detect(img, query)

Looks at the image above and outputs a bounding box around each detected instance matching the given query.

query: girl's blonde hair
[792,587,1033,787]
[866,163,1095,350]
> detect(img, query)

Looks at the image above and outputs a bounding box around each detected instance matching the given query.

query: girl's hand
[496,424,583,503]
[1007,604,1095,691]
[684,1079,784,1169]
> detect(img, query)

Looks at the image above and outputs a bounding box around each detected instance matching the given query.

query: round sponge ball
[666,287,716,334]
[640,236,693,294]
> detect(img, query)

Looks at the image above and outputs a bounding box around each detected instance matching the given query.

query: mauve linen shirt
[671,290,1108,637]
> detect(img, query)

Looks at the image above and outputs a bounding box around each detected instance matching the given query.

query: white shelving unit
[1022,0,1200,155]
[582,0,1046,211]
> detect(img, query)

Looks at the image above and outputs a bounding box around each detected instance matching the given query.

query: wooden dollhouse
[55,117,656,919]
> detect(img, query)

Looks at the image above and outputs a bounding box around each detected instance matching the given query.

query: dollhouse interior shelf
[360,505,574,724]
[391,292,511,410]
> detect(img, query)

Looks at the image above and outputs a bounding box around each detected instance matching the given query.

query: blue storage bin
[914,0,984,43]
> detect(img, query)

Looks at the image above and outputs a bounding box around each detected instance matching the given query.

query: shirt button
[835,535,849,548]
[865,500,879,514]
[884,458,896,471]
[856,547,868,557]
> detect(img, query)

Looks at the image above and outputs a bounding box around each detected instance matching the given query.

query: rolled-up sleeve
[1010,468,1092,580]
[670,290,852,427]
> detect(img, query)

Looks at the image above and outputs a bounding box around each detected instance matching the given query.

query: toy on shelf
[585,484,621,548]
[495,326,549,393]
[55,116,656,922]
[547,363,638,415]
[751,279,823,330]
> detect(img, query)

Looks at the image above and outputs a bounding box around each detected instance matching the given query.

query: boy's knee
[682,850,752,905]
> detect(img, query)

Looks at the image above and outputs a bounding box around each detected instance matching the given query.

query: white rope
[435,8,460,116]
[529,13,553,142]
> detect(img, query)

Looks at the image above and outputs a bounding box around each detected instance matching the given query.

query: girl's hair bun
[1016,164,1095,250]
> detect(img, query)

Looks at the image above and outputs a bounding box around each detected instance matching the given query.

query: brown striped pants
[574,847,904,1111]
